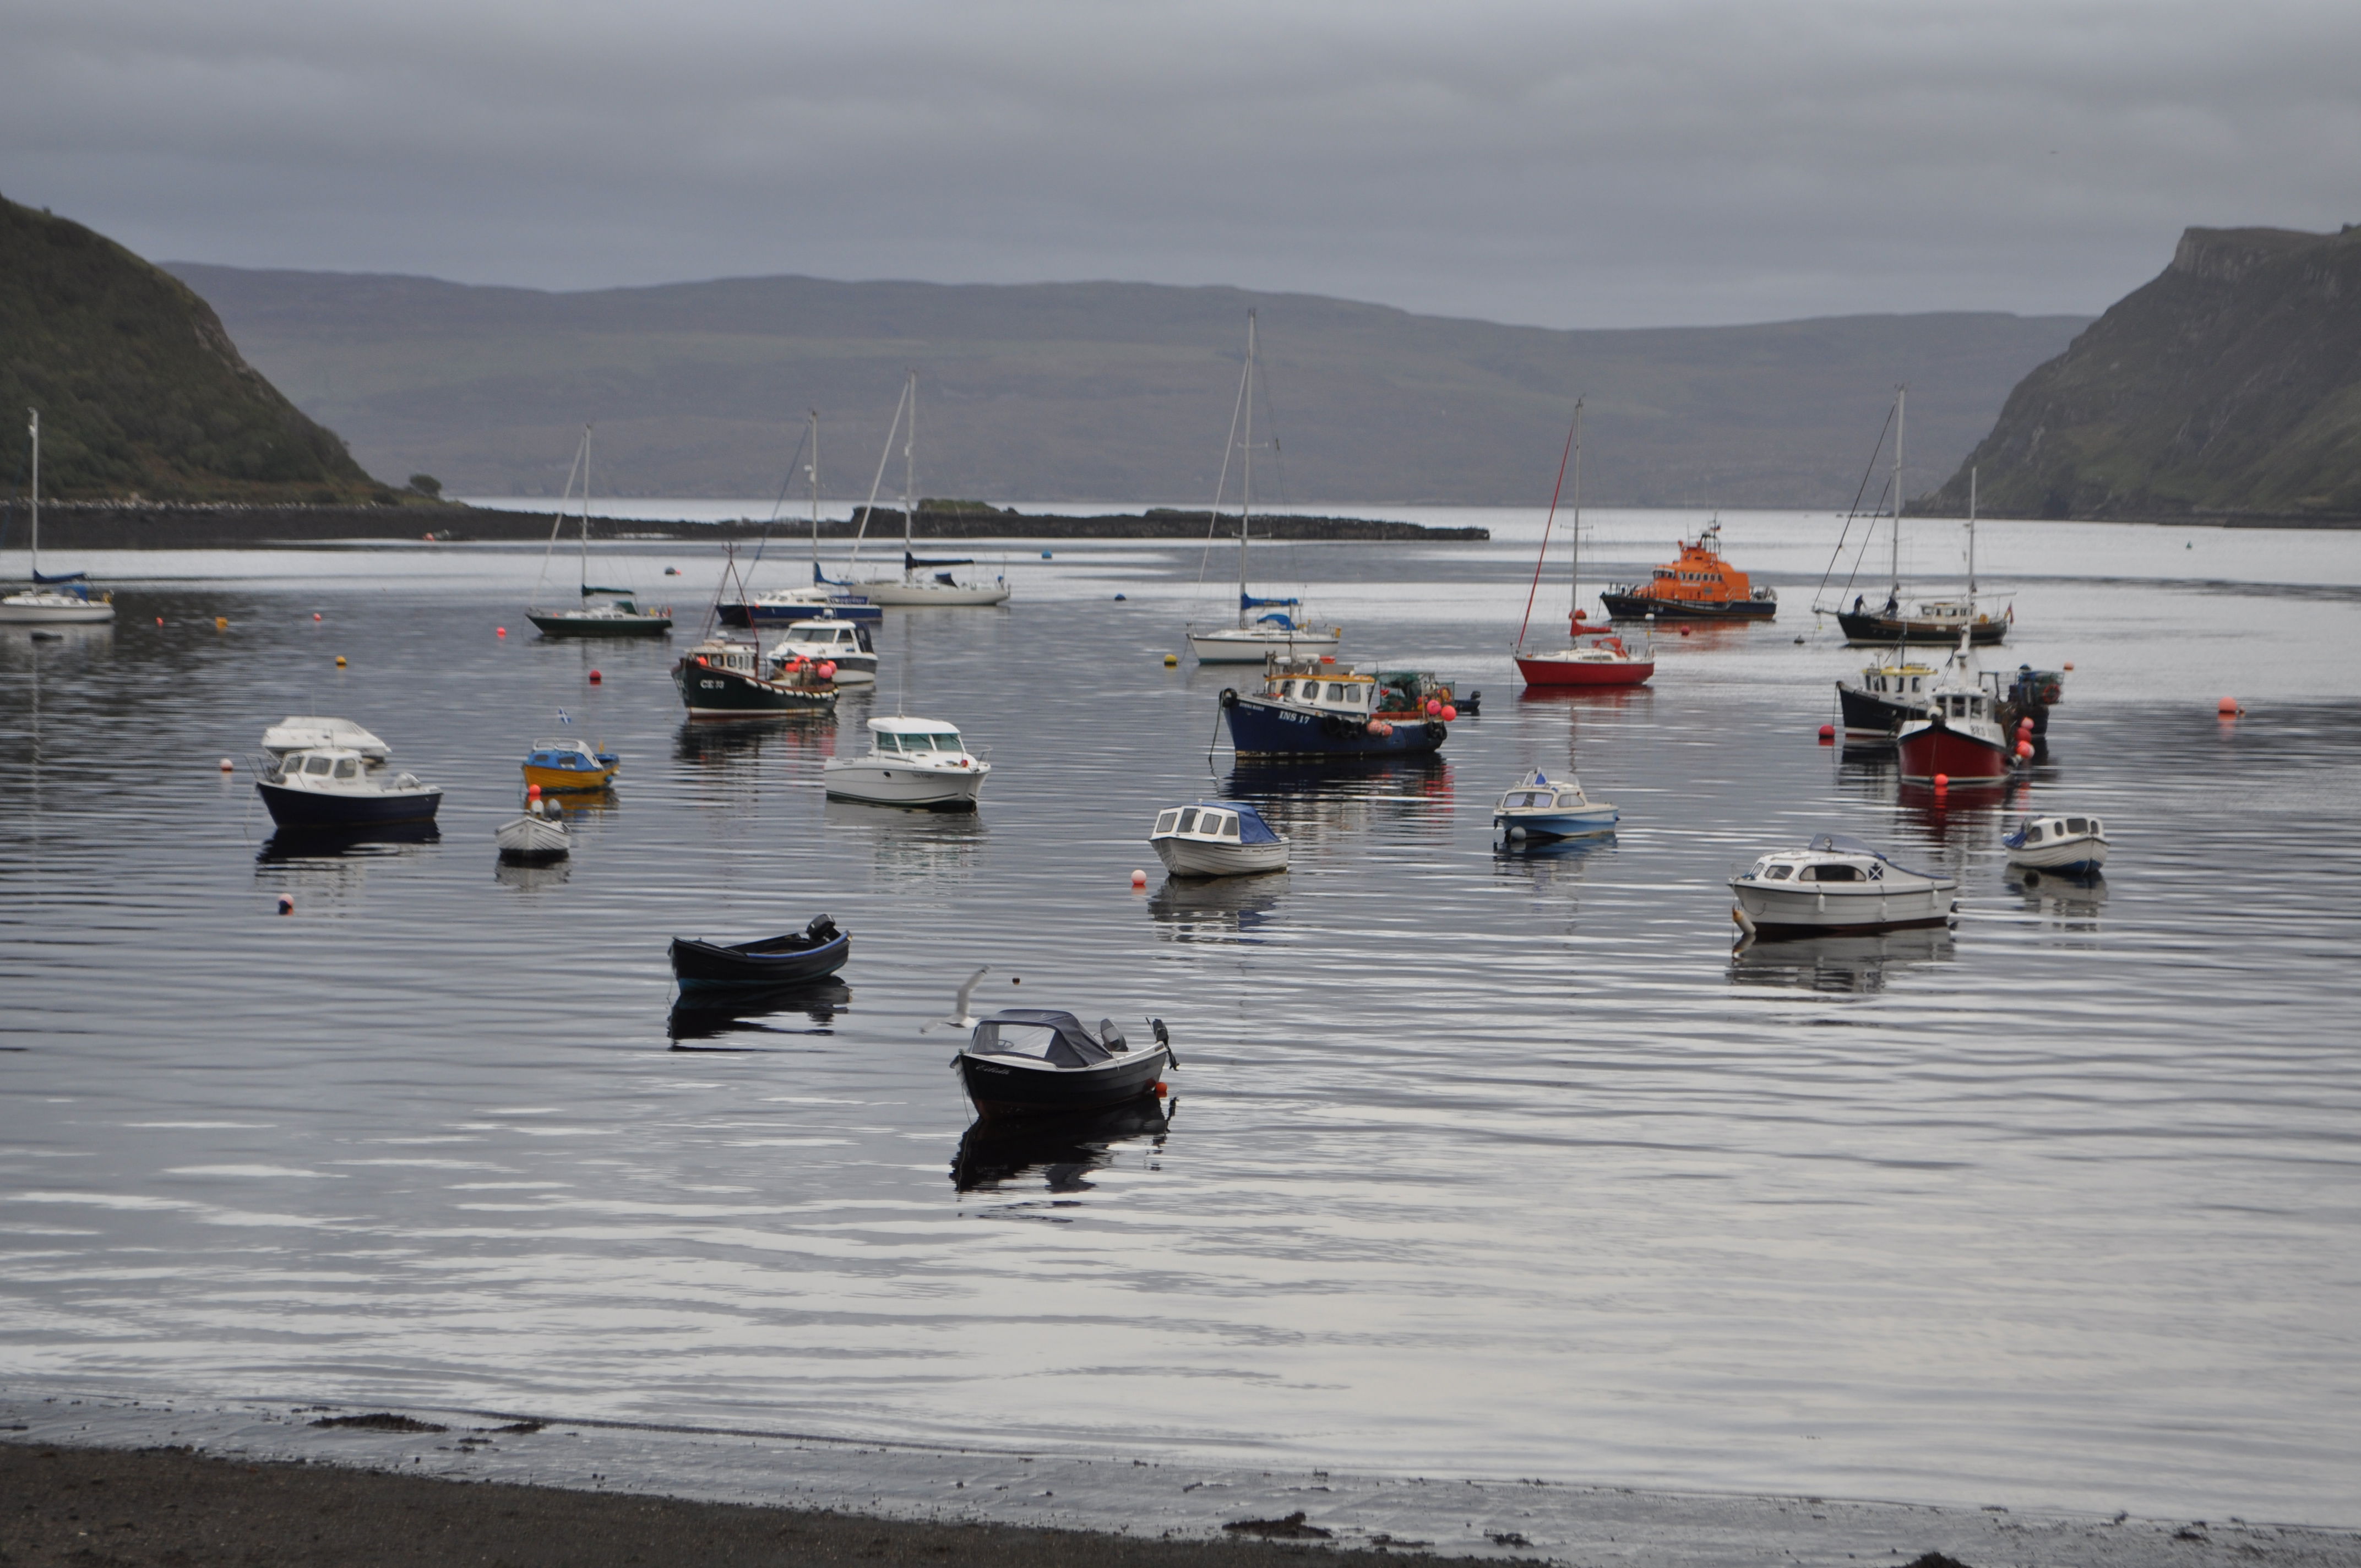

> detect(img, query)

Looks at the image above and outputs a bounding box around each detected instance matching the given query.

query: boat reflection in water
[672,712,837,771]
[2006,867,2108,932]
[824,798,986,887]
[1222,754,1452,855]
[668,977,851,1048]
[1729,925,1956,995]
[1493,827,1615,895]
[1146,874,1284,943]
[254,823,440,905]
[950,1097,1174,1195]
[494,856,573,894]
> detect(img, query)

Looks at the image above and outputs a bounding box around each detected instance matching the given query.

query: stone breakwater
[2,503,1487,549]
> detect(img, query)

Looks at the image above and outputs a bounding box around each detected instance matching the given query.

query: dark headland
[7,500,1486,549]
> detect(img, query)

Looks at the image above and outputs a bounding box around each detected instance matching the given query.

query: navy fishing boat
[669,914,849,990]
[954,1011,1173,1121]
[254,746,442,830]
[1220,658,1457,759]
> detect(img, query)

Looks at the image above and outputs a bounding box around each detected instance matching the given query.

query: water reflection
[1223,755,1453,850]
[1492,831,1615,894]
[1146,875,1284,943]
[672,714,837,770]
[494,856,574,894]
[950,1097,1174,1194]
[2006,868,2108,930]
[824,801,987,886]
[252,824,442,901]
[1729,925,1957,994]
[668,978,852,1046]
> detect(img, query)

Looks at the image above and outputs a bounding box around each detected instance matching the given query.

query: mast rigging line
[848,375,911,575]
[743,420,813,579]
[1195,329,1254,590]
[531,427,590,601]
[1811,396,1897,612]
[1515,400,1582,655]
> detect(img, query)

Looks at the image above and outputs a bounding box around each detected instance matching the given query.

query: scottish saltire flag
[557,709,571,724]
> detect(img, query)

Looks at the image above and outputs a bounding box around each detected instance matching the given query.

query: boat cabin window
[1504,791,1546,809]
[303,755,334,775]
[925,732,962,752]
[1765,864,1793,880]
[1803,863,1860,882]
[2025,824,2045,842]
[1911,678,1923,692]
[2065,817,2087,834]
[1177,808,1199,833]
[2089,817,2103,834]
[1155,810,1180,834]
[334,758,360,780]
[1216,814,1239,839]
[972,1022,1061,1059]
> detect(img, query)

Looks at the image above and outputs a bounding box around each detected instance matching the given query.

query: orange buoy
[2217,696,2240,715]
[1131,869,1147,889]
[527,784,541,799]
[1440,704,1457,721]
[497,627,507,638]
[214,616,227,630]
[1153,1081,1168,1097]
[219,756,234,771]
[1933,773,1950,791]
[334,655,346,667]
[2016,741,2034,760]
[155,617,164,625]
[1319,655,1336,665]
[2062,662,2074,671]
[313,612,323,621]
[1818,723,1835,742]
[589,669,602,683]
[818,661,837,680]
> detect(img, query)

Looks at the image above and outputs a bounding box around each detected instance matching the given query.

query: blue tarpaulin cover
[1192,801,1282,844]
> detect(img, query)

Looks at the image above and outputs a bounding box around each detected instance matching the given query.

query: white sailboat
[837,373,1010,608]
[1186,313,1340,665]
[1,410,117,625]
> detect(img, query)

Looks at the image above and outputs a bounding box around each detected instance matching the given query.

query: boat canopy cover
[972,1009,1113,1068]
[905,551,973,570]
[1241,594,1301,609]
[582,585,637,597]
[1807,832,1935,879]
[1191,801,1281,844]
[31,569,88,585]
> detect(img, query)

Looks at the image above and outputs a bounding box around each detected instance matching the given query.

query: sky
[4,0,2357,330]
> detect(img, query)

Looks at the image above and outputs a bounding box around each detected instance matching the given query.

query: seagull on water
[922,966,989,1033]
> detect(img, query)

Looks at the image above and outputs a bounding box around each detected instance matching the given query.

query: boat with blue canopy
[1492,770,1618,841]
[1149,801,1290,878]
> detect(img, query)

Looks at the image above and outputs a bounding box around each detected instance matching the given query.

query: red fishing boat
[1513,401,1655,690]
[1895,636,2014,783]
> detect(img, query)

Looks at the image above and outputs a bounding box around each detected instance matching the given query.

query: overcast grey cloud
[4,0,2357,328]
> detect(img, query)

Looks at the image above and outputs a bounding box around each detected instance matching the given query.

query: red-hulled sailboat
[1514,400,1655,690]
[1895,633,2015,783]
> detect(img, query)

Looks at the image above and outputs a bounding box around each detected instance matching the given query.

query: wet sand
[1,1442,1478,1567]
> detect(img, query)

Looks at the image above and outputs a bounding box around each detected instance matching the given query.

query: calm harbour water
[3,511,2359,1525]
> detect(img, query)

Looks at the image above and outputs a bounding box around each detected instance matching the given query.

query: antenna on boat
[1890,387,1905,611]
[1968,465,1977,605]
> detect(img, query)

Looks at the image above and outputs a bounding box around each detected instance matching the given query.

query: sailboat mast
[808,409,821,571]
[901,371,917,579]
[1569,398,1584,623]
[578,423,592,590]
[1890,388,1904,603]
[26,409,37,575]
[1968,465,1978,602]
[1237,311,1256,630]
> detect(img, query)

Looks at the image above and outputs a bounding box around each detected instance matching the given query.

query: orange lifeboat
[1601,522,1777,621]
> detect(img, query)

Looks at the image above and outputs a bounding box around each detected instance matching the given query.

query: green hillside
[165,263,2085,508]
[1923,225,2361,522]
[0,194,390,502]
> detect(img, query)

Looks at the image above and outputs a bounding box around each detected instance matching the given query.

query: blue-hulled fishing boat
[1219,658,1457,759]
[1492,770,1618,841]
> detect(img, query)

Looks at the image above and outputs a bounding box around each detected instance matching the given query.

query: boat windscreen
[972,1014,1109,1067]
[1808,832,1936,879]
[1198,803,1280,844]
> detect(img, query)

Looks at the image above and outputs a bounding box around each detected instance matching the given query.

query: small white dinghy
[2004,813,2107,874]
[494,797,570,861]
[1149,802,1290,878]
[1492,770,1618,841]
[1729,833,1957,939]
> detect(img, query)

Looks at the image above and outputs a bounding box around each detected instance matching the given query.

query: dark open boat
[953,1010,1173,1121]
[668,914,848,989]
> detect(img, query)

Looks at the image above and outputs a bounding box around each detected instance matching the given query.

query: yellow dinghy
[521,737,619,793]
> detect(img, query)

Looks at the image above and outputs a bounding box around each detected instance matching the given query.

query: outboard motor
[1149,1017,1176,1065]
[1098,1018,1128,1052]
[805,913,839,943]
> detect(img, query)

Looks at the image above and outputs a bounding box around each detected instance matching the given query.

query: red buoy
[1130,869,1147,889]
[1933,773,1950,791]
[2016,741,2034,760]
[1440,704,1457,721]
[589,669,602,684]
[2217,696,2240,715]
[1817,723,1836,742]
[313,612,323,622]
[496,627,507,638]
[527,783,541,799]
[1425,698,1442,716]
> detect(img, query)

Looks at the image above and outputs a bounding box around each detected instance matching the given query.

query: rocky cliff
[1923,225,2361,523]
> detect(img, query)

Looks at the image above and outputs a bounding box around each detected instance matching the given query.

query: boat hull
[521,762,617,793]
[1189,627,1343,664]
[1150,836,1290,878]
[822,759,988,809]
[1731,880,1957,938]
[1495,807,1618,840]
[0,596,116,624]
[1514,652,1655,688]
[527,611,673,638]
[957,1043,1170,1121]
[847,581,1010,607]
[668,932,851,989]
[1600,592,1774,621]
[1221,693,1445,758]
[673,660,837,718]
[2007,839,2107,874]
[493,814,570,859]
[1896,718,2011,782]
[1837,610,2008,646]
[721,598,882,625]
[257,780,442,829]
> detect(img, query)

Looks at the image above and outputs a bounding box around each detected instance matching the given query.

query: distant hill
[163,262,2085,509]
[1923,225,2361,524]
[0,196,391,503]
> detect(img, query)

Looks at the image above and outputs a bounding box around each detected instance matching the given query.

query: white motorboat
[1492,770,1618,840]
[1729,833,1957,939]
[1186,313,1341,665]
[823,716,991,810]
[834,374,1011,608]
[1,411,116,626]
[494,798,571,860]
[1149,801,1290,878]
[262,716,391,764]
[766,617,878,684]
[2004,813,2108,874]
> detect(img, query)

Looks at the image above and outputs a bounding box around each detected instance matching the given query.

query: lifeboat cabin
[1600,522,1777,621]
